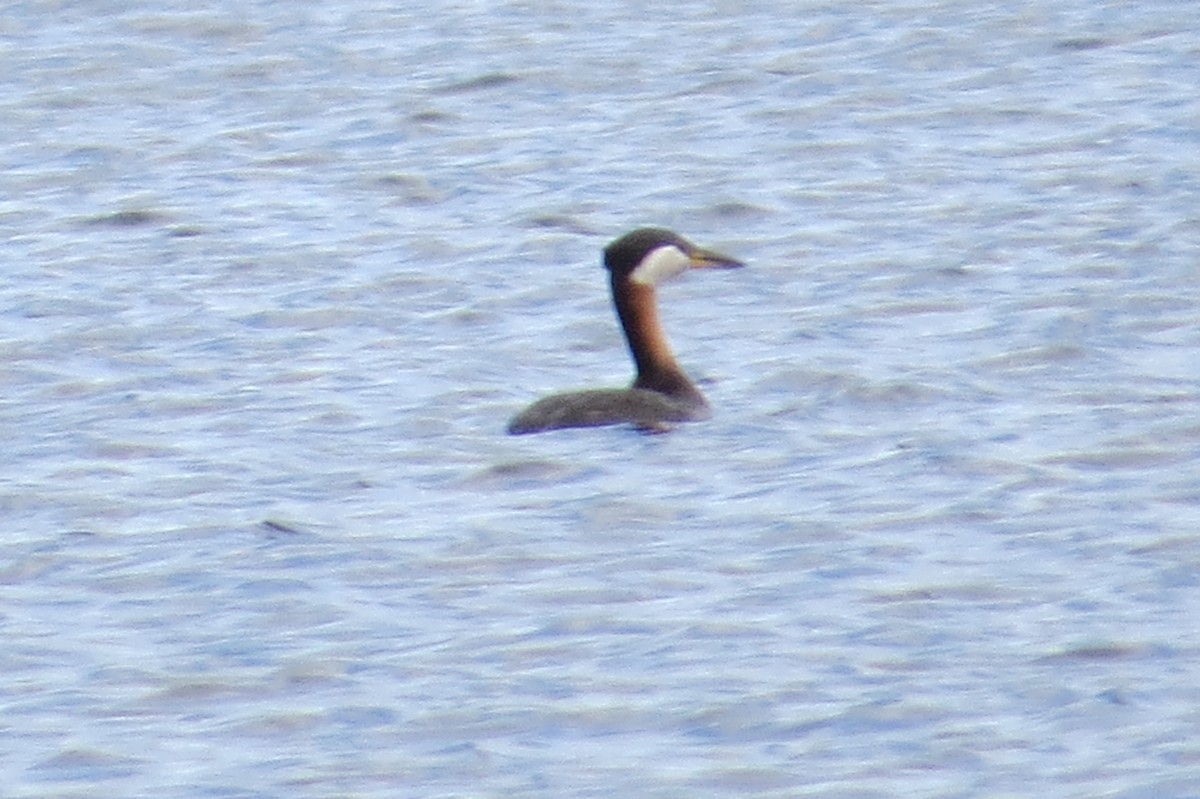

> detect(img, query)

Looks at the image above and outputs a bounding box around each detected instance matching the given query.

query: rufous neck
[610,275,703,401]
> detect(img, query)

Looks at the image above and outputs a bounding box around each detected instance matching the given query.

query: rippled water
[3,1,1199,796]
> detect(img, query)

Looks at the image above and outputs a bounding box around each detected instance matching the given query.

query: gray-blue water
[3,1,1199,796]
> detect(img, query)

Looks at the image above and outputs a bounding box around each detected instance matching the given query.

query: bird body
[507,228,742,435]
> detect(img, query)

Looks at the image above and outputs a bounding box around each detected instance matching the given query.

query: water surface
[2,1,1199,796]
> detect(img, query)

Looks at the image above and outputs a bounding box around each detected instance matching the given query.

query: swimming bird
[507,227,743,435]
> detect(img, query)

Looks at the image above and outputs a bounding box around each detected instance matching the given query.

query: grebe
[507,228,743,435]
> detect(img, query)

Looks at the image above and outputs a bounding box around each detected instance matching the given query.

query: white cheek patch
[629,245,691,286]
